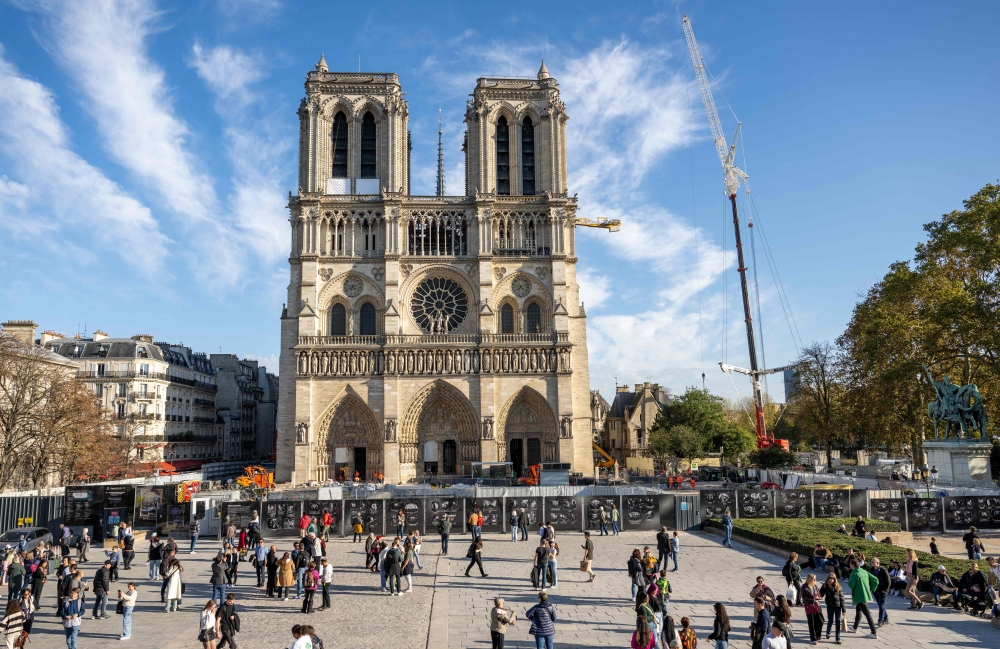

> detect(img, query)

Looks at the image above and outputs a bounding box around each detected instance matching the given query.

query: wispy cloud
[190,44,266,109]
[0,48,169,273]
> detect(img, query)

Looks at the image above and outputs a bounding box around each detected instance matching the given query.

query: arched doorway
[315,395,382,482]
[400,381,479,479]
[500,388,558,478]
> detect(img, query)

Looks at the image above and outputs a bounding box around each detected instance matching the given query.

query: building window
[330,304,346,336]
[521,117,535,195]
[359,303,377,335]
[52,345,60,353]
[94,384,103,397]
[137,346,148,358]
[496,116,510,195]
[96,363,106,377]
[138,364,149,377]
[118,383,128,398]
[332,111,348,177]
[500,303,515,334]
[526,302,541,333]
[117,403,126,418]
[360,112,377,178]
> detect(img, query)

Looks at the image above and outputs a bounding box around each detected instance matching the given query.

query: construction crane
[682,15,790,452]
[574,216,621,231]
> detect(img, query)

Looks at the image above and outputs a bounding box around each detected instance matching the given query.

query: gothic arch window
[360,112,377,178]
[359,302,377,335]
[526,302,542,333]
[332,111,348,177]
[496,115,510,195]
[500,303,515,334]
[521,117,535,195]
[330,303,346,336]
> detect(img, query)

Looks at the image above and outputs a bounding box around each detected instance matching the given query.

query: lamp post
[921,463,930,498]
[929,466,938,497]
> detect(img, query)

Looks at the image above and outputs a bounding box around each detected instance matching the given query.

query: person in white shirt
[865,531,879,543]
[290,624,313,649]
[318,557,334,611]
[888,560,908,595]
[762,622,787,649]
[199,600,220,649]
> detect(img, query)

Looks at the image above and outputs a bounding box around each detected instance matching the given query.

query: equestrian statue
[924,365,988,439]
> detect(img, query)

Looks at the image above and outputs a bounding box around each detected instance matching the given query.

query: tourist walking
[105,546,121,583]
[781,553,802,606]
[76,529,90,564]
[468,510,480,541]
[762,622,787,649]
[61,588,83,649]
[611,504,620,535]
[721,509,734,548]
[322,510,335,542]
[438,516,452,555]
[164,560,183,612]
[465,538,487,578]
[526,591,556,649]
[656,527,670,569]
[819,572,845,643]
[5,560,24,604]
[301,561,319,613]
[277,553,295,600]
[90,560,111,619]
[632,616,655,649]
[628,549,645,598]
[489,596,516,649]
[147,534,161,581]
[903,548,923,609]
[750,598,771,649]
[663,615,680,649]
[17,588,34,636]
[59,526,72,559]
[707,602,731,649]
[1,600,26,649]
[869,558,890,625]
[199,600,220,649]
[678,617,697,649]
[801,573,823,644]
[318,557,333,611]
[217,593,238,649]
[510,511,519,542]
[599,507,609,536]
[225,546,239,587]
[117,582,136,640]
[645,582,663,644]
[210,555,227,606]
[771,596,793,646]
[669,532,679,571]
[963,527,981,560]
[581,532,595,582]
[297,514,311,539]
[847,559,878,638]
[519,509,529,541]
[31,560,47,610]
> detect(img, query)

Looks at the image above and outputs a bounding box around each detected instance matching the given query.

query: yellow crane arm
[593,442,617,468]
[574,217,621,232]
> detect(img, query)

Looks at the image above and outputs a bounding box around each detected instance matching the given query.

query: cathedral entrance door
[353,447,367,481]
[526,438,542,466]
[509,438,524,476]
[442,440,457,474]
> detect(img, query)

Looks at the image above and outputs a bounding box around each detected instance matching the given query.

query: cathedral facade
[275,57,592,485]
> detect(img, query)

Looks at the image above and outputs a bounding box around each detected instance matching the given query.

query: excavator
[236,466,274,500]
[593,443,617,469]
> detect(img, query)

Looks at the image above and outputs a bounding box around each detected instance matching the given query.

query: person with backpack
[509,511,519,542]
[76,529,90,564]
[525,591,556,649]
[301,561,319,613]
[117,582,137,640]
[533,540,549,589]
[61,587,83,649]
[465,538,487,579]
[217,593,238,649]
[655,570,672,617]
[438,517,452,556]
[385,541,404,595]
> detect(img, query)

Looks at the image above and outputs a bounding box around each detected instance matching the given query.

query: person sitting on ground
[810,544,830,571]
[865,530,879,543]
[888,560,907,595]
[835,523,849,535]
[957,563,988,615]
[853,516,867,538]
[930,565,957,607]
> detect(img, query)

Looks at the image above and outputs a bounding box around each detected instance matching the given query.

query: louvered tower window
[359,303,377,335]
[332,111,348,177]
[330,304,346,336]
[360,112,377,178]
[496,116,510,195]
[521,117,535,195]
[500,303,515,334]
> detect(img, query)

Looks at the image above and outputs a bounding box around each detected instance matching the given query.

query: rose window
[411,277,469,333]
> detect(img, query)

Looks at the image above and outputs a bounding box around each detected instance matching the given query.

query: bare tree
[791,342,848,468]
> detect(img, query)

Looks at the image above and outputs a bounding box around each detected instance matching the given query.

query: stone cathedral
[275,56,592,485]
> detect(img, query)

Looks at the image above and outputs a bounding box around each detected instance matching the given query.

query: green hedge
[706,517,976,589]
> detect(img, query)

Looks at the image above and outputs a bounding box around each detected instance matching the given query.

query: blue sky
[1,0,997,403]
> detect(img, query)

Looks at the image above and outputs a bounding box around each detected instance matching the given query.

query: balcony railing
[297,333,568,347]
[193,399,216,408]
[130,392,157,401]
[79,370,167,380]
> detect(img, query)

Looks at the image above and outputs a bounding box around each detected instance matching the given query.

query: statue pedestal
[922,439,994,486]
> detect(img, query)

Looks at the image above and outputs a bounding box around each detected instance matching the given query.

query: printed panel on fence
[585,496,621,530]
[544,496,582,530]
[506,497,543,532]
[304,500,342,533]
[870,498,905,527]
[345,500,385,536]
[134,487,164,529]
[466,498,504,533]
[623,496,660,530]
[906,498,942,532]
[944,497,1000,529]
[265,501,303,535]
[221,502,258,530]
[63,487,99,529]
[426,498,462,533]
[813,490,850,518]
[388,499,425,534]
[157,501,191,536]
[699,490,735,521]
[737,490,773,518]
[777,490,812,518]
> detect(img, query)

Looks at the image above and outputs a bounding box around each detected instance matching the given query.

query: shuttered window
[360,112,377,178]
[496,116,510,195]
[521,117,535,195]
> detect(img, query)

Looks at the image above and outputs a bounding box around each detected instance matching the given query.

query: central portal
[401,381,480,481]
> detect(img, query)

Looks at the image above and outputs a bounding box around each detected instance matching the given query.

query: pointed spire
[436,108,446,197]
[537,60,550,80]
[316,53,328,73]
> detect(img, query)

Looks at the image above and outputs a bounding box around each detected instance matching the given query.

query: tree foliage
[747,446,799,469]
[649,387,757,464]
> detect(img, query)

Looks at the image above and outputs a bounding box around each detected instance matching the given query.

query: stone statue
[924,365,988,439]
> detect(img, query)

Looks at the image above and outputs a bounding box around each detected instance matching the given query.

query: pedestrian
[217,593,238,649]
[819,572,845,644]
[147,534,161,581]
[902,548,923,610]
[611,504,621,535]
[105,545,121,583]
[396,509,406,539]
[224,520,236,549]
[468,510,480,541]
[301,561,318,613]
[628,548,645,598]
[210,555,227,606]
[225,545,239,587]
[411,530,423,569]
[293,543,309,599]
[721,509,734,548]
[5,559,24,604]
[655,570,672,616]
[963,527,980,560]
[199,600,220,649]
[164,560,183,612]
[678,617,697,649]
[1,599,26,649]
[707,602,731,649]
[599,507,609,536]
[581,531,596,582]
[17,588,34,636]
[781,552,801,606]
[519,509,529,541]
[290,624,313,649]
[642,546,657,583]
[59,526,72,559]
[277,553,295,600]
[465,538,487,578]
[489,596,516,649]
[402,542,416,592]
[669,532,679,572]
[973,539,984,560]
[762,621,787,649]
[510,511,519,542]
[189,520,201,554]
[532,540,549,589]
[750,597,771,649]
[929,537,940,555]
[771,596,793,645]
[322,510,335,542]
[663,615,680,649]
[525,591,556,649]
[868,557,890,626]
[297,514,311,539]
[378,540,390,591]
[547,539,559,588]
[656,527,670,570]
[61,587,83,649]
[31,559,47,611]
[76,529,90,564]
[438,516,452,556]
[645,582,663,643]
[847,558,878,638]
[801,573,823,644]
[117,582,137,640]
[632,615,655,649]
[318,557,333,611]
[89,560,111,619]
[266,546,279,597]
[385,541,404,595]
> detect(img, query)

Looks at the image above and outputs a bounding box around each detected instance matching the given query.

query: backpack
[312,635,324,649]
[781,562,791,580]
[303,570,315,589]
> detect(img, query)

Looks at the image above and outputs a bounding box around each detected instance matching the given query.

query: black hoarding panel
[945,497,1000,529]
[465,498,503,533]
[623,496,660,531]
[265,501,302,535]
[777,491,812,519]
[220,502,258,530]
[737,490,774,519]
[345,500,385,537]
[813,490,850,518]
[849,489,867,519]
[305,501,342,534]
[63,488,97,526]
[545,497,582,531]
[505,498,542,533]
[426,498,462,533]
[699,490,735,521]
[585,496,621,531]
[387,499,425,535]
[157,501,190,537]
[906,498,943,532]
[134,487,163,529]
[870,499,905,527]
[658,495,676,530]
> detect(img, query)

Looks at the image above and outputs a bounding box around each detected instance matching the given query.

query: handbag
[116,600,125,615]
[785,585,797,600]
[579,560,589,571]
[181,583,186,595]
[804,603,821,615]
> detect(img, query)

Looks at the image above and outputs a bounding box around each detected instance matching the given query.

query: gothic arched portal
[498,387,558,477]
[315,395,382,482]
[400,381,479,477]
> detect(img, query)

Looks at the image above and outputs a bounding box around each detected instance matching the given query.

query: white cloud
[577,269,611,309]
[190,44,266,108]
[0,49,169,273]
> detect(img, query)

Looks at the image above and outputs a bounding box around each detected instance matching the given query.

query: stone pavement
[18,530,1000,648]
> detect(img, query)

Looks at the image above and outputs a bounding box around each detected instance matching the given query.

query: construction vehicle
[236,466,274,500]
[517,464,542,486]
[574,216,621,231]
[682,15,792,451]
[593,442,617,469]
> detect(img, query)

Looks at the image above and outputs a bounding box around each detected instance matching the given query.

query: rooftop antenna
[358,55,361,72]
[436,108,446,196]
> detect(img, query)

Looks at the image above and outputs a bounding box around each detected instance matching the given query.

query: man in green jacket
[848,559,879,639]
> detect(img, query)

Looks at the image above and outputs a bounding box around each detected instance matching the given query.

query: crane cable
[687,87,706,390]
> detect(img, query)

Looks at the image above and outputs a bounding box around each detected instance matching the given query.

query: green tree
[747,446,799,470]
[649,424,705,461]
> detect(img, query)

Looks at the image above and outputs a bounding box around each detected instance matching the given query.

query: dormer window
[52,345,60,353]
[99,345,109,357]
[137,346,148,359]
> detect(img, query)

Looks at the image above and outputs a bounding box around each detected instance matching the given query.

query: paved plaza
[18,530,1000,648]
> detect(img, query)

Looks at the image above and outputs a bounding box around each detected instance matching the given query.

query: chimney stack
[132,334,154,343]
[93,330,109,342]
[1,320,38,346]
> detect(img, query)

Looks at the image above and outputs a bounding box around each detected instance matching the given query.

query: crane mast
[682,15,788,451]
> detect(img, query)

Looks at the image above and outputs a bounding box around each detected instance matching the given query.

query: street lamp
[921,463,931,497]
[929,466,938,495]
